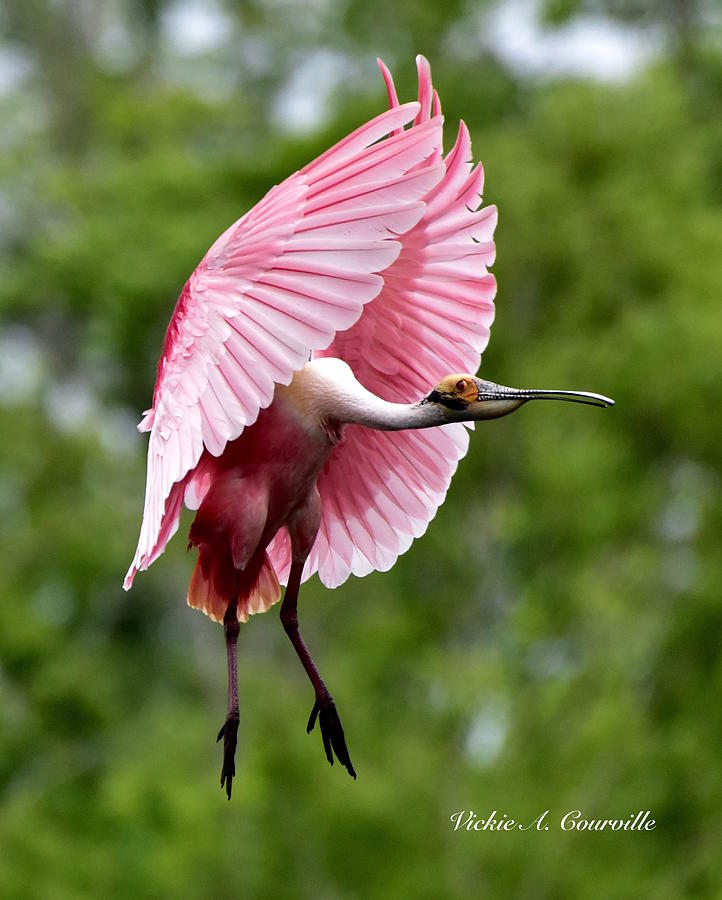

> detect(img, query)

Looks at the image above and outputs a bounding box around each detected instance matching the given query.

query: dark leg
[280,561,356,778]
[217,598,241,799]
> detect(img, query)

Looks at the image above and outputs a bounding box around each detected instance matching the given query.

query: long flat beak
[507,389,614,408]
[476,382,614,409]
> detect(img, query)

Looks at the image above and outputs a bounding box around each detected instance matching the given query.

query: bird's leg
[217,597,240,799]
[280,561,356,778]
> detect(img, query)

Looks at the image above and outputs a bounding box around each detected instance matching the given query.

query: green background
[1,0,721,896]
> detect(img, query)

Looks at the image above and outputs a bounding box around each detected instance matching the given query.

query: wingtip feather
[377,57,400,110]
[415,55,433,125]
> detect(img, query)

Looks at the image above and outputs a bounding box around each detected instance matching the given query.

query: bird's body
[185,361,345,625]
[185,356,480,623]
[125,57,613,796]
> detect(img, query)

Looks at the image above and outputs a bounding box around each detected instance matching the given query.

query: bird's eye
[455,379,467,392]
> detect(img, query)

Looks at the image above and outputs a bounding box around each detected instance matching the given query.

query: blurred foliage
[1,0,721,897]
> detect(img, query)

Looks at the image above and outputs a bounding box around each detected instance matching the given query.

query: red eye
[456,379,467,392]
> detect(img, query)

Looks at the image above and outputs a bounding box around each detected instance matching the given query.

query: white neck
[337,388,448,431]
[292,358,450,432]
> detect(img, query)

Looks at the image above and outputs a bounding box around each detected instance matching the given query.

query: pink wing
[267,56,498,588]
[124,97,444,588]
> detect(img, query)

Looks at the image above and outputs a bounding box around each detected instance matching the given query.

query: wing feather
[125,95,443,588]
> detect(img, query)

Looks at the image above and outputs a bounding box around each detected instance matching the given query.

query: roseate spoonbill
[124,56,613,798]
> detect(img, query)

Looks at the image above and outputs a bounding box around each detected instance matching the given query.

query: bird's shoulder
[273,359,357,444]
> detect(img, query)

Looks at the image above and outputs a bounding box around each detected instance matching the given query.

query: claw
[307,697,356,778]
[217,713,240,799]
[306,702,320,733]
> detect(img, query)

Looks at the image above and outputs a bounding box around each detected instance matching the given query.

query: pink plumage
[125,56,502,795]
[125,57,495,595]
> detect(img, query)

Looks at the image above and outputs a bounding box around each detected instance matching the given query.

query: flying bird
[124,56,613,798]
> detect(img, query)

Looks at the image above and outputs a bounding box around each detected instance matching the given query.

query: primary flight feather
[125,56,612,797]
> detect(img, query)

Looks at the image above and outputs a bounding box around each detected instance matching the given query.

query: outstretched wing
[268,56,497,588]
[124,99,444,588]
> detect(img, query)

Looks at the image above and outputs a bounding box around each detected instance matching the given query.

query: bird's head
[424,374,614,421]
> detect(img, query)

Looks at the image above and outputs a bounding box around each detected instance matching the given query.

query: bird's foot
[307,695,356,779]
[217,711,240,799]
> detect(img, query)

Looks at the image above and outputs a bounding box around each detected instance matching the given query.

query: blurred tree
[0,1,721,897]
[541,0,719,76]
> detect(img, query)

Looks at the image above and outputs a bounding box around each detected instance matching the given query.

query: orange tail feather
[187,550,281,624]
